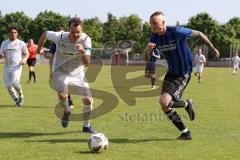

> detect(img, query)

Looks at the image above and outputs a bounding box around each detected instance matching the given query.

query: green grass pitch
[0,64,239,160]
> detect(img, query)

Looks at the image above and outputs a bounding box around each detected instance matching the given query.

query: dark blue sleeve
[176,26,192,40]
[49,43,56,54]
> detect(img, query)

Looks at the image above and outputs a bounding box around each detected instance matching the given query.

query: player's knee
[159,94,171,110]
[150,74,155,79]
[82,97,93,105]
[58,92,68,101]
[12,81,20,88]
[30,66,34,71]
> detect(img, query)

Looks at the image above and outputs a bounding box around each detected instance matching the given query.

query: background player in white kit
[0,26,29,106]
[232,53,240,75]
[194,48,206,83]
[36,17,96,133]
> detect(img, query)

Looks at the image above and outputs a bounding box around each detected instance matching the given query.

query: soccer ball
[88,133,108,153]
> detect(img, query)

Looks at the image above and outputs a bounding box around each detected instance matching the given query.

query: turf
[0,64,239,160]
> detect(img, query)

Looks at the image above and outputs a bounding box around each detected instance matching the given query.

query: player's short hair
[8,26,19,33]
[69,17,83,27]
[150,11,165,19]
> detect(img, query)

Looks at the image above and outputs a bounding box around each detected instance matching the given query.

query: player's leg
[194,66,198,76]
[11,66,24,106]
[150,73,156,88]
[27,59,32,83]
[198,67,204,83]
[31,58,37,83]
[159,93,191,140]
[198,72,202,82]
[159,74,191,139]
[4,69,19,104]
[82,96,96,133]
[58,91,71,128]
[169,74,195,121]
[68,94,74,109]
[79,73,96,133]
[3,67,17,100]
[160,74,192,140]
[53,71,71,128]
[150,63,156,88]
[145,63,150,78]
[233,66,236,75]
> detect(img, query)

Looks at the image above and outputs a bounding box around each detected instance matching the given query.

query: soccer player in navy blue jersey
[145,48,160,89]
[145,11,220,140]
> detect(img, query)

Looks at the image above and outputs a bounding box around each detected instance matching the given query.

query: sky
[0,0,239,25]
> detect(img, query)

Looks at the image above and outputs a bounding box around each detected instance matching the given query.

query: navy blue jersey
[150,26,193,75]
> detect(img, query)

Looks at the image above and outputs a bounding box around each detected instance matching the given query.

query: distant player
[36,17,96,133]
[145,48,160,89]
[194,48,206,83]
[0,26,29,106]
[232,53,240,75]
[49,27,74,109]
[146,11,220,140]
[27,39,37,83]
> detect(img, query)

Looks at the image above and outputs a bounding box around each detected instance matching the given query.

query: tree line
[0,10,239,58]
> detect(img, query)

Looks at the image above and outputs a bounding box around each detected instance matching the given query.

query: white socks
[83,104,93,127]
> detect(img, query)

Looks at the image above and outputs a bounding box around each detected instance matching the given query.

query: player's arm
[191,30,220,58]
[144,42,156,61]
[21,50,29,65]
[201,59,207,64]
[19,42,29,65]
[0,42,5,59]
[75,44,90,66]
[36,32,48,54]
[152,50,160,59]
[49,56,53,77]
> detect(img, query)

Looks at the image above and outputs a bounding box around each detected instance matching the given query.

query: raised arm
[36,31,47,54]
[191,30,220,58]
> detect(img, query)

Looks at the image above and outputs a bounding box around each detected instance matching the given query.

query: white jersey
[46,31,91,75]
[0,39,28,67]
[195,54,206,67]
[232,56,240,66]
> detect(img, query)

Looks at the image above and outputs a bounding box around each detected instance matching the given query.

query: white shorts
[233,64,239,70]
[3,65,22,86]
[52,71,91,99]
[195,65,204,73]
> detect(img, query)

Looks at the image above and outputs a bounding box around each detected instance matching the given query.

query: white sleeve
[21,41,29,55]
[83,36,92,55]
[203,55,206,61]
[0,42,4,54]
[46,31,61,43]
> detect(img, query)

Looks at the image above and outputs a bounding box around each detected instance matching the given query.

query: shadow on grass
[25,138,175,144]
[0,105,52,108]
[0,131,81,139]
[76,151,98,154]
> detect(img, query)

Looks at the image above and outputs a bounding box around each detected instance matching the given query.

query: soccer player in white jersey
[36,17,95,133]
[232,53,240,75]
[0,26,29,106]
[194,48,206,83]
